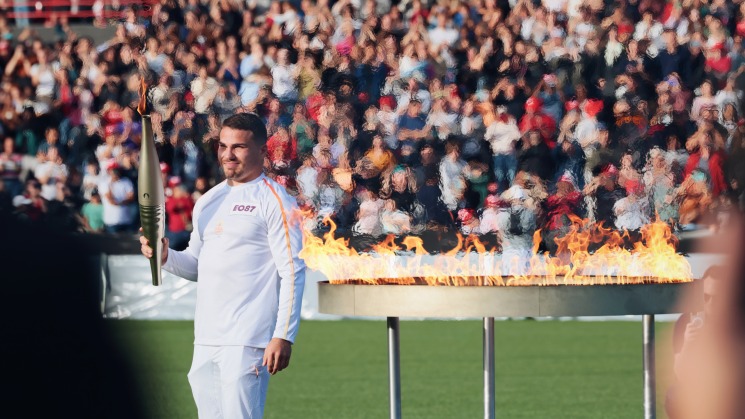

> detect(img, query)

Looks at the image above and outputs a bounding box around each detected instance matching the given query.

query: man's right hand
[683,317,704,345]
[139,231,169,265]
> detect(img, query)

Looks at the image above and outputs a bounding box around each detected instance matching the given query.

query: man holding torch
[140,112,306,418]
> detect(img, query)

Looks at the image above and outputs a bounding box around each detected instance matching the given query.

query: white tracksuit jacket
[163,173,306,347]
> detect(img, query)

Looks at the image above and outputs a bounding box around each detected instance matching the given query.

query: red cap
[379,95,396,109]
[525,97,542,112]
[618,23,634,36]
[458,208,475,223]
[557,173,576,186]
[485,195,500,207]
[105,160,119,171]
[160,162,170,174]
[601,164,618,177]
[584,99,604,117]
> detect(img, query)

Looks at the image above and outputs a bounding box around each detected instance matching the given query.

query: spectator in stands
[485,105,520,191]
[613,179,651,232]
[497,184,538,276]
[99,162,135,234]
[2,0,745,248]
[81,190,104,233]
[165,182,194,250]
[34,148,68,202]
[0,136,23,198]
[439,139,467,211]
[13,179,46,223]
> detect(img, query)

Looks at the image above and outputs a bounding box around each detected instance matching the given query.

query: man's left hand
[263,338,292,375]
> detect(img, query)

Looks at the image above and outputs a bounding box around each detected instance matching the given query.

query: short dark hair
[702,265,725,281]
[222,113,268,147]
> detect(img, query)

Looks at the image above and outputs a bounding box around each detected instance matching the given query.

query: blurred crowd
[1,0,745,251]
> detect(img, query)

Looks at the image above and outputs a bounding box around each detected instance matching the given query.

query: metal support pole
[643,314,656,419]
[484,317,495,419]
[387,317,402,419]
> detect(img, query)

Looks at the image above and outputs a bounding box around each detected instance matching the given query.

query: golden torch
[137,79,166,286]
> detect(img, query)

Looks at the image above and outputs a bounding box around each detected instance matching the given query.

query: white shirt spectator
[377,109,399,148]
[34,160,68,201]
[566,0,584,18]
[574,21,595,49]
[98,176,135,226]
[381,206,411,235]
[543,0,567,13]
[439,156,467,210]
[190,77,219,114]
[716,90,742,114]
[316,183,343,218]
[634,20,665,50]
[82,172,102,201]
[29,62,59,98]
[575,118,598,149]
[614,196,651,231]
[398,55,420,79]
[485,119,521,155]
[480,207,501,234]
[495,204,537,275]
[427,110,458,139]
[271,64,297,101]
[459,114,483,137]
[296,166,320,201]
[354,198,384,236]
[271,10,300,35]
[428,26,458,48]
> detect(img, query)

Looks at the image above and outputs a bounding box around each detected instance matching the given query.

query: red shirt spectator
[165,184,194,233]
[266,127,298,168]
[705,44,731,75]
[519,98,557,148]
[684,148,726,197]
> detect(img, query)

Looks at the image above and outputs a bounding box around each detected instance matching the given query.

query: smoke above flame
[299,215,693,286]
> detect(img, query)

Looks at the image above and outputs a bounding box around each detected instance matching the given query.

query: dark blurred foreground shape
[664,217,745,419]
[0,210,146,418]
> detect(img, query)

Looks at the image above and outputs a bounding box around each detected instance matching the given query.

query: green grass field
[108,320,675,419]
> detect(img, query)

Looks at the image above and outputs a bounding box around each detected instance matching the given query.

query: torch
[137,79,166,286]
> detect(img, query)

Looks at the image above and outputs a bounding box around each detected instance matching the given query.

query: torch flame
[299,214,693,286]
[137,77,147,116]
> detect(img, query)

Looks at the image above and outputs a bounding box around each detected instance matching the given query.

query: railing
[5,0,156,21]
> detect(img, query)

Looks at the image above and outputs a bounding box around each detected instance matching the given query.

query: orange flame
[298,214,693,286]
[137,77,147,116]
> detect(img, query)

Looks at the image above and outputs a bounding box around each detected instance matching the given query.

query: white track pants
[188,345,270,419]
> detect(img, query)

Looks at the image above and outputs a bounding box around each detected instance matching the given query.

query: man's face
[665,31,676,48]
[420,147,434,164]
[27,182,41,197]
[46,129,59,144]
[218,127,265,184]
[408,101,421,117]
